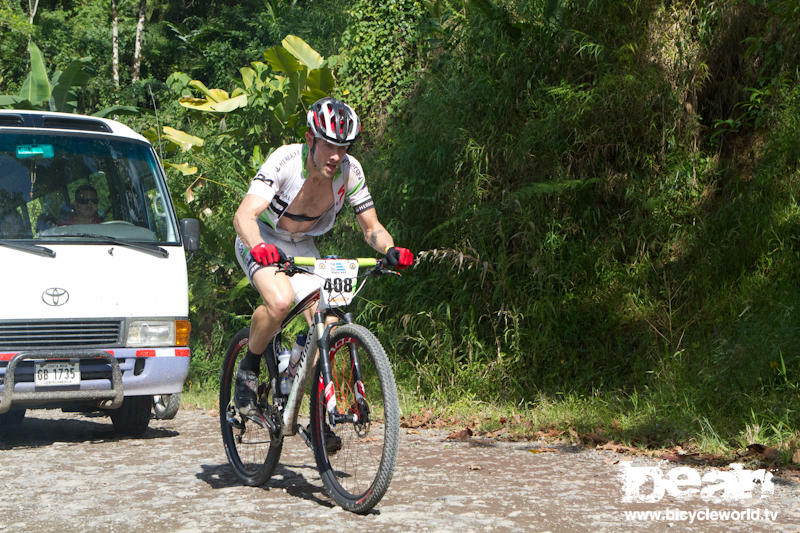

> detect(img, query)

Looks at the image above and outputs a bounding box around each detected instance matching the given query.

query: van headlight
[125,319,190,347]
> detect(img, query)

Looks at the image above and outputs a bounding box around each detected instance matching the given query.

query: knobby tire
[220,327,283,486]
[310,324,400,513]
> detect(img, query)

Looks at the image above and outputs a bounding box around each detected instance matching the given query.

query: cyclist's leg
[233,231,321,412]
[248,267,294,355]
[250,234,323,347]
[235,230,311,355]
[234,235,295,413]
[233,268,294,412]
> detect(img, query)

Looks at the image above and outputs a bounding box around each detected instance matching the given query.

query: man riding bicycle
[232,97,413,427]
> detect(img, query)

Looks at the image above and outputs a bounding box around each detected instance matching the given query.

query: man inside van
[64,184,102,225]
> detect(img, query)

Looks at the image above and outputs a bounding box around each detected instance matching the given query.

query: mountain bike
[219,256,401,514]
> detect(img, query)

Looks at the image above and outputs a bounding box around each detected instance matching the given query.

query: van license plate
[34,361,80,386]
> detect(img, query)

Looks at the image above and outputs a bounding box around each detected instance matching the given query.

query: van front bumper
[0,347,190,413]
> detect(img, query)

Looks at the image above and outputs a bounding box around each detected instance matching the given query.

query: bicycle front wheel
[310,323,400,513]
[220,327,283,486]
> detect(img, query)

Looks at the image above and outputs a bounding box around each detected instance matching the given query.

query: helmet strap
[309,137,320,170]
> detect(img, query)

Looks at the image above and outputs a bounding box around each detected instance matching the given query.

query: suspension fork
[339,312,367,403]
[316,311,358,426]
[343,314,370,425]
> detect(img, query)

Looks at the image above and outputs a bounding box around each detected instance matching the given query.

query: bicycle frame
[276,256,377,437]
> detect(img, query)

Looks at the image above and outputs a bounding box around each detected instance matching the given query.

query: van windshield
[0,132,179,244]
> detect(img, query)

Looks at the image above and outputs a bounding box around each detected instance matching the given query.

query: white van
[0,110,199,435]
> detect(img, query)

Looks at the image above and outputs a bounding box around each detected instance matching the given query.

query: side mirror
[180,218,200,252]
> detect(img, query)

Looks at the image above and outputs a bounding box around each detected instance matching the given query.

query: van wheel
[0,409,26,426]
[110,396,152,436]
[152,393,181,420]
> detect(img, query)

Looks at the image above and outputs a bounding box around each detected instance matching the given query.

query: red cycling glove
[384,246,414,269]
[250,243,287,266]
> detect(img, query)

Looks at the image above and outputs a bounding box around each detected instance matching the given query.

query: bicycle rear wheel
[310,323,399,513]
[220,327,283,486]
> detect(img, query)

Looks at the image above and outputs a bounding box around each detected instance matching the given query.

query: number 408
[324,278,353,292]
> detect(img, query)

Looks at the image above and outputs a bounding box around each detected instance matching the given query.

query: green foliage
[163,35,336,175]
[21,42,51,106]
[0,41,120,115]
[336,0,426,134]
[0,1,32,89]
[164,0,348,88]
[343,0,800,457]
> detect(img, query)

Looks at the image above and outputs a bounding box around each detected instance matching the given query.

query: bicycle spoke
[311,324,399,513]
[219,328,283,486]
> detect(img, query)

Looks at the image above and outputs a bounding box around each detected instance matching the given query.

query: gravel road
[1,408,799,532]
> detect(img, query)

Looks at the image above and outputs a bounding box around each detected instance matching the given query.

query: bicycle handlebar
[291,256,380,268]
[280,256,399,280]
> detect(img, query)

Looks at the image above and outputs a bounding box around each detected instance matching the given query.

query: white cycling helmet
[307,97,361,146]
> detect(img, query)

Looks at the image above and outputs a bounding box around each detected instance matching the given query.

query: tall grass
[321,0,800,455]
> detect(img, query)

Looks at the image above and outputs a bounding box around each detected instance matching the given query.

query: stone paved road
[1,408,799,532]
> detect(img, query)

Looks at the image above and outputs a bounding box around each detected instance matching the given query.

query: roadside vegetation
[2,0,798,466]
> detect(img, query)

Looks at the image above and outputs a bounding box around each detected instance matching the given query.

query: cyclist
[232,97,413,423]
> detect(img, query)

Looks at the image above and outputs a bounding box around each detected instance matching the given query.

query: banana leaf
[282,35,324,70]
[19,42,50,107]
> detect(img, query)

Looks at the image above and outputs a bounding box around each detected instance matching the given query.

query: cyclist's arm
[355,208,394,254]
[234,194,271,249]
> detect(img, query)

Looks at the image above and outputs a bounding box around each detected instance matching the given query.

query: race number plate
[34,361,80,386]
[315,258,358,307]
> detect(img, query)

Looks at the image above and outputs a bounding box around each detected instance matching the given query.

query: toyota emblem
[42,287,69,306]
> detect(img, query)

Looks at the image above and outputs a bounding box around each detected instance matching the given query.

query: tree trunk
[28,0,39,24]
[132,0,146,82]
[112,0,119,89]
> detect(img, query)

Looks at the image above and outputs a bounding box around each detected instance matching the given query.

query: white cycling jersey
[246,143,374,237]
